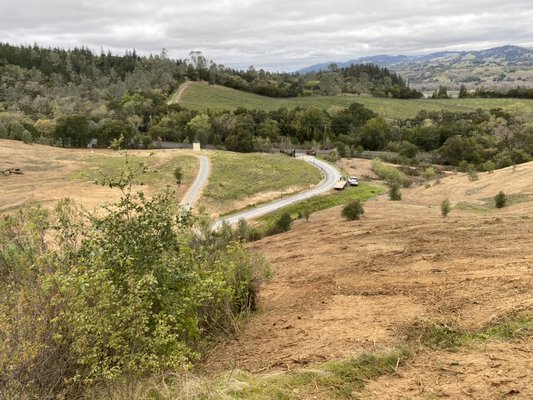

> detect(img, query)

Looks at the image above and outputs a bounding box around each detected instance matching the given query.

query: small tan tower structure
[192,140,201,152]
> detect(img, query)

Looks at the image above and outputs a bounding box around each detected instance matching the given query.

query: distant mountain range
[298,45,533,90]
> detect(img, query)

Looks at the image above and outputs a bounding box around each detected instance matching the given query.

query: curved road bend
[180,155,210,210]
[213,155,342,229]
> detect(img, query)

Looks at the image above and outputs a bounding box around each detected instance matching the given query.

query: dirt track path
[170,80,193,104]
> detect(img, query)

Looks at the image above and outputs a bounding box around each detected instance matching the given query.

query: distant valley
[298,45,533,90]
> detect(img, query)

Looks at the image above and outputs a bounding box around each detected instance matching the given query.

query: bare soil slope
[207,161,533,398]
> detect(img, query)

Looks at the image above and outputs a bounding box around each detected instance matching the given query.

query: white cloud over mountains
[2,0,532,70]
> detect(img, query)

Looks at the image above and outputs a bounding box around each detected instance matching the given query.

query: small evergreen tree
[21,130,33,144]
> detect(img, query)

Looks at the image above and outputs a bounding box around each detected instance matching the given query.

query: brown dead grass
[206,160,533,398]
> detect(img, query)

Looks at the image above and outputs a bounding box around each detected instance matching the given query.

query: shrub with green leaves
[495,191,507,208]
[372,158,411,187]
[21,130,33,144]
[441,199,451,217]
[268,212,293,235]
[466,165,479,181]
[342,199,365,220]
[0,158,269,398]
[0,122,7,138]
[483,160,495,174]
[388,183,402,201]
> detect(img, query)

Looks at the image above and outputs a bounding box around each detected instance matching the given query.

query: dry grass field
[0,140,199,213]
[206,159,533,399]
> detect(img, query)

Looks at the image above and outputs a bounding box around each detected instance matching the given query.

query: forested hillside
[1,43,533,171]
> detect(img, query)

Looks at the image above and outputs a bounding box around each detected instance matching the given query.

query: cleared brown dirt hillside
[207,159,533,399]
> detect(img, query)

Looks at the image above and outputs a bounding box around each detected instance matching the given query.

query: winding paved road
[213,155,342,228]
[179,155,210,210]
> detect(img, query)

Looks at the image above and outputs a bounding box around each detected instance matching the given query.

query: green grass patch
[454,202,491,213]
[202,151,322,212]
[175,81,533,120]
[256,183,384,232]
[224,349,410,400]
[500,193,531,206]
[404,316,533,351]
[455,194,531,214]
[72,152,198,189]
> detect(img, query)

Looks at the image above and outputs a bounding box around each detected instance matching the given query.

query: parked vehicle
[347,176,359,186]
[334,177,347,190]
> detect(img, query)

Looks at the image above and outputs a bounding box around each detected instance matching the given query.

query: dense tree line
[458,84,533,99]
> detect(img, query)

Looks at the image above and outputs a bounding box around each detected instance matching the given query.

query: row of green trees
[3,101,533,170]
[431,84,533,99]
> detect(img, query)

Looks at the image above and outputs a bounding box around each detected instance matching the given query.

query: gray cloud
[1,0,532,71]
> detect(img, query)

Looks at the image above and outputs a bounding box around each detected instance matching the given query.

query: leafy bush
[321,152,340,164]
[441,199,451,217]
[235,218,262,242]
[342,199,365,220]
[482,160,495,173]
[399,141,418,159]
[0,122,7,138]
[268,212,293,235]
[466,165,479,181]
[495,191,507,208]
[0,164,269,398]
[424,166,437,179]
[21,130,33,144]
[299,209,311,222]
[372,158,411,187]
[388,183,402,201]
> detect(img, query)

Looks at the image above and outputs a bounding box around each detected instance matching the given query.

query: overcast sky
[1,0,532,71]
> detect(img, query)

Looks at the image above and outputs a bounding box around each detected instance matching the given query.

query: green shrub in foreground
[0,177,268,398]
